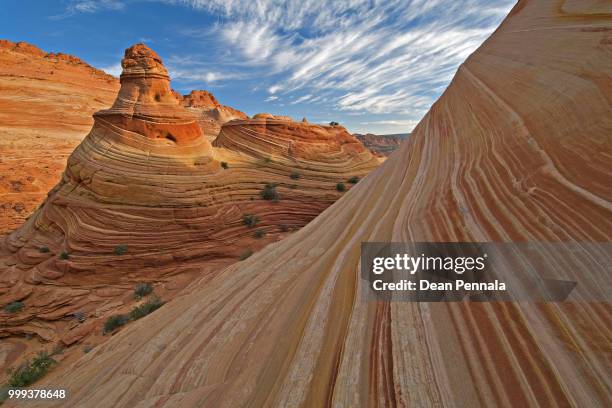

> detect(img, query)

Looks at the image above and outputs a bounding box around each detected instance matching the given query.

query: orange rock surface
[0,40,119,234]
[15,1,611,406]
[176,90,248,140]
[0,44,380,375]
[354,133,406,157]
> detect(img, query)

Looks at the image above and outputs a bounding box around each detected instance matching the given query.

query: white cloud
[268,85,281,94]
[101,63,122,77]
[360,119,420,128]
[59,0,516,126]
[265,95,278,102]
[171,0,515,118]
[50,0,125,19]
[170,69,240,83]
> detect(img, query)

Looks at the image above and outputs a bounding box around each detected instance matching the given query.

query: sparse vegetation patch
[7,352,56,388]
[254,229,266,239]
[114,244,128,255]
[243,214,260,228]
[4,301,24,314]
[38,246,50,253]
[336,182,346,192]
[220,161,229,169]
[103,314,129,335]
[239,250,253,260]
[134,282,153,299]
[260,183,280,201]
[290,171,301,180]
[348,176,359,184]
[130,296,164,320]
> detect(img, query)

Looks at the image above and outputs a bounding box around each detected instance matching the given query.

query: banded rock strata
[0,40,119,233]
[176,90,248,141]
[18,1,612,407]
[354,133,407,157]
[0,44,379,374]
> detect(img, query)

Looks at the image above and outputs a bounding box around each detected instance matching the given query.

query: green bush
[7,352,56,387]
[134,282,153,299]
[73,311,86,323]
[329,121,339,126]
[260,183,279,201]
[243,214,260,228]
[4,301,24,314]
[290,171,300,180]
[348,176,359,184]
[254,229,266,239]
[220,161,229,169]
[103,314,129,335]
[239,250,253,260]
[38,246,50,253]
[59,251,70,260]
[336,182,346,192]
[130,296,164,320]
[114,244,128,255]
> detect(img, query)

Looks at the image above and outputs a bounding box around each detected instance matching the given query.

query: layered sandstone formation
[214,114,376,174]
[19,1,612,407]
[354,132,407,157]
[0,40,119,233]
[0,44,379,374]
[176,90,248,140]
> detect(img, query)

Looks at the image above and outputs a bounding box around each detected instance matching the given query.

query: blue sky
[2,0,515,134]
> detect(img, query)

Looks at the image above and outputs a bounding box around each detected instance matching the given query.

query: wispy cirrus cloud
[51,0,125,19]
[170,0,514,121]
[54,0,515,133]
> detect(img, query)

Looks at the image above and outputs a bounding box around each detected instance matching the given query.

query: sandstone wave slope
[0,40,119,233]
[24,1,612,407]
[0,44,379,375]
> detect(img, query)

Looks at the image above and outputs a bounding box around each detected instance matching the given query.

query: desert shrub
[336,182,346,192]
[290,171,301,180]
[7,352,56,387]
[348,176,359,184]
[280,224,289,232]
[114,244,128,255]
[103,314,129,335]
[243,214,260,228]
[134,282,153,299]
[329,121,339,126]
[260,183,279,201]
[254,229,266,239]
[59,251,70,260]
[220,161,229,169]
[130,296,164,320]
[239,250,253,260]
[73,311,86,323]
[4,301,24,314]
[38,246,50,253]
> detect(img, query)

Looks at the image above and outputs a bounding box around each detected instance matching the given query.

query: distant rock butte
[354,132,408,157]
[0,44,380,370]
[175,90,248,140]
[215,114,374,167]
[0,41,245,234]
[20,1,611,407]
[0,40,119,235]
